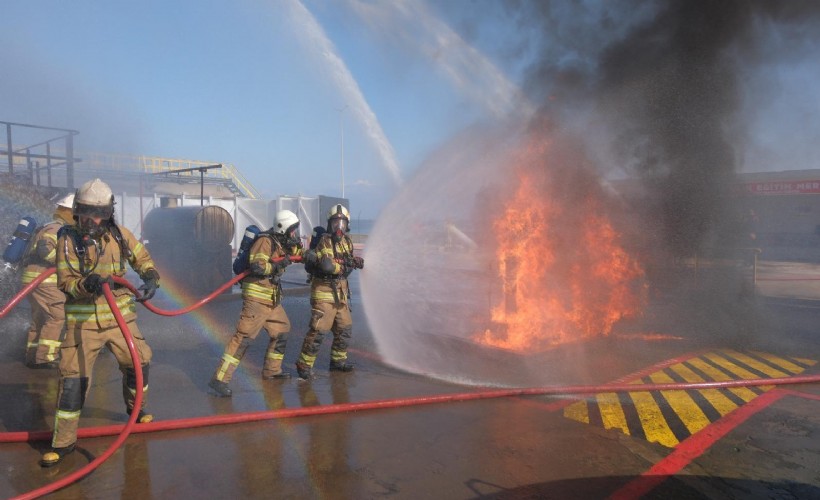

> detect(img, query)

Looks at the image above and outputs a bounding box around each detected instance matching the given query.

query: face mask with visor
[329,218,348,234]
[73,202,114,220]
[285,222,301,249]
[74,202,114,238]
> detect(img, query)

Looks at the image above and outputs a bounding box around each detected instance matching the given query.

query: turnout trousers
[25,285,66,365]
[212,299,291,384]
[51,321,152,448]
[297,301,353,369]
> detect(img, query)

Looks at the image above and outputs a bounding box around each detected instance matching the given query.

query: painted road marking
[598,392,629,434]
[563,350,816,447]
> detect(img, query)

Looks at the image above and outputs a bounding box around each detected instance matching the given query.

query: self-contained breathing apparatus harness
[59,220,132,278]
[62,178,133,278]
[245,231,297,305]
[310,233,356,309]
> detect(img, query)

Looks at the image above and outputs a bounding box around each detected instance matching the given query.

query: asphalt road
[1,262,819,499]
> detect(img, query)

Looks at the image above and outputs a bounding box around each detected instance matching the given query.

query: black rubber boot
[208,379,233,397]
[40,443,76,467]
[296,363,314,380]
[263,371,292,380]
[329,361,355,372]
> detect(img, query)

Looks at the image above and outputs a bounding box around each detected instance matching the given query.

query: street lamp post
[338,105,348,199]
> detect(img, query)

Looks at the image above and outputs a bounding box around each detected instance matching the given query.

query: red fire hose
[0,256,300,319]
[0,268,55,319]
[11,282,145,500]
[3,263,820,497]
[114,255,301,316]
[1,374,819,447]
[114,273,247,316]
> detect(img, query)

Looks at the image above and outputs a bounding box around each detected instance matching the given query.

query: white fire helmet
[327,204,349,222]
[327,204,350,234]
[55,193,75,209]
[73,178,115,219]
[274,209,300,237]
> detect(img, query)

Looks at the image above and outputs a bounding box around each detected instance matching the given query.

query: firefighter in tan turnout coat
[21,194,74,368]
[296,204,364,380]
[208,209,303,397]
[41,178,161,467]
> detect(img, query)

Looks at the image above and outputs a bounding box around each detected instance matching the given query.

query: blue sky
[2,1,819,218]
[1,1,527,218]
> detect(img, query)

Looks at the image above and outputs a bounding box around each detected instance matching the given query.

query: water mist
[361,120,648,387]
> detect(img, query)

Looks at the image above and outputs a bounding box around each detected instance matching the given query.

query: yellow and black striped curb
[563,350,817,447]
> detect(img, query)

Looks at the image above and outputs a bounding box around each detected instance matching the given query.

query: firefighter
[21,194,74,368]
[40,178,160,467]
[208,209,303,397]
[295,204,364,380]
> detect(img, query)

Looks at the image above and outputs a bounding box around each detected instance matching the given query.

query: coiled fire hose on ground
[2,261,820,498]
[11,282,144,500]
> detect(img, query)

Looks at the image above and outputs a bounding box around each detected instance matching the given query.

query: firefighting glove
[320,256,337,275]
[82,273,114,295]
[136,269,160,302]
[273,254,291,272]
[249,261,270,277]
[303,250,318,268]
[351,256,364,269]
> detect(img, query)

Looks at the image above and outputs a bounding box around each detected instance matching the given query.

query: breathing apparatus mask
[77,216,110,240]
[74,202,114,239]
[283,222,301,251]
[72,178,116,240]
[326,204,350,241]
[329,217,348,238]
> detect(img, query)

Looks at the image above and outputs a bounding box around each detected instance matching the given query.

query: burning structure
[361,1,820,387]
[474,129,647,353]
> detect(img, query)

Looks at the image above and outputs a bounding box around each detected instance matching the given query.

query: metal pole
[66,134,75,189]
[46,142,53,187]
[139,174,144,242]
[200,168,205,206]
[338,105,348,199]
[6,123,12,174]
[26,150,32,183]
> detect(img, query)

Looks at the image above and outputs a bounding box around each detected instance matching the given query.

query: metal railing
[1,121,260,199]
[1,120,80,188]
[79,151,260,199]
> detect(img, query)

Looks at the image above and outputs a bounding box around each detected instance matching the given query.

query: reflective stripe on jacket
[21,221,63,286]
[56,224,157,328]
[310,234,353,304]
[240,234,303,305]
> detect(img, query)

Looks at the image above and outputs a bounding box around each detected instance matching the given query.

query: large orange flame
[474,144,647,352]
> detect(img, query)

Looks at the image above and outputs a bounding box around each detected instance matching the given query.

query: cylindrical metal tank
[143,206,235,297]
[143,205,234,248]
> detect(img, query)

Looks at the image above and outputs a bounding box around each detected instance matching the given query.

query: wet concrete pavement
[1,262,820,499]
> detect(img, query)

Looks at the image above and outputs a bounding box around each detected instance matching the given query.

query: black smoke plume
[512,0,820,258]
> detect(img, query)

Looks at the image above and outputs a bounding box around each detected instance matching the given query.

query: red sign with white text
[744,180,820,195]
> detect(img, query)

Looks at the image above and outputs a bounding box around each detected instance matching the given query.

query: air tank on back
[143,205,234,296]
